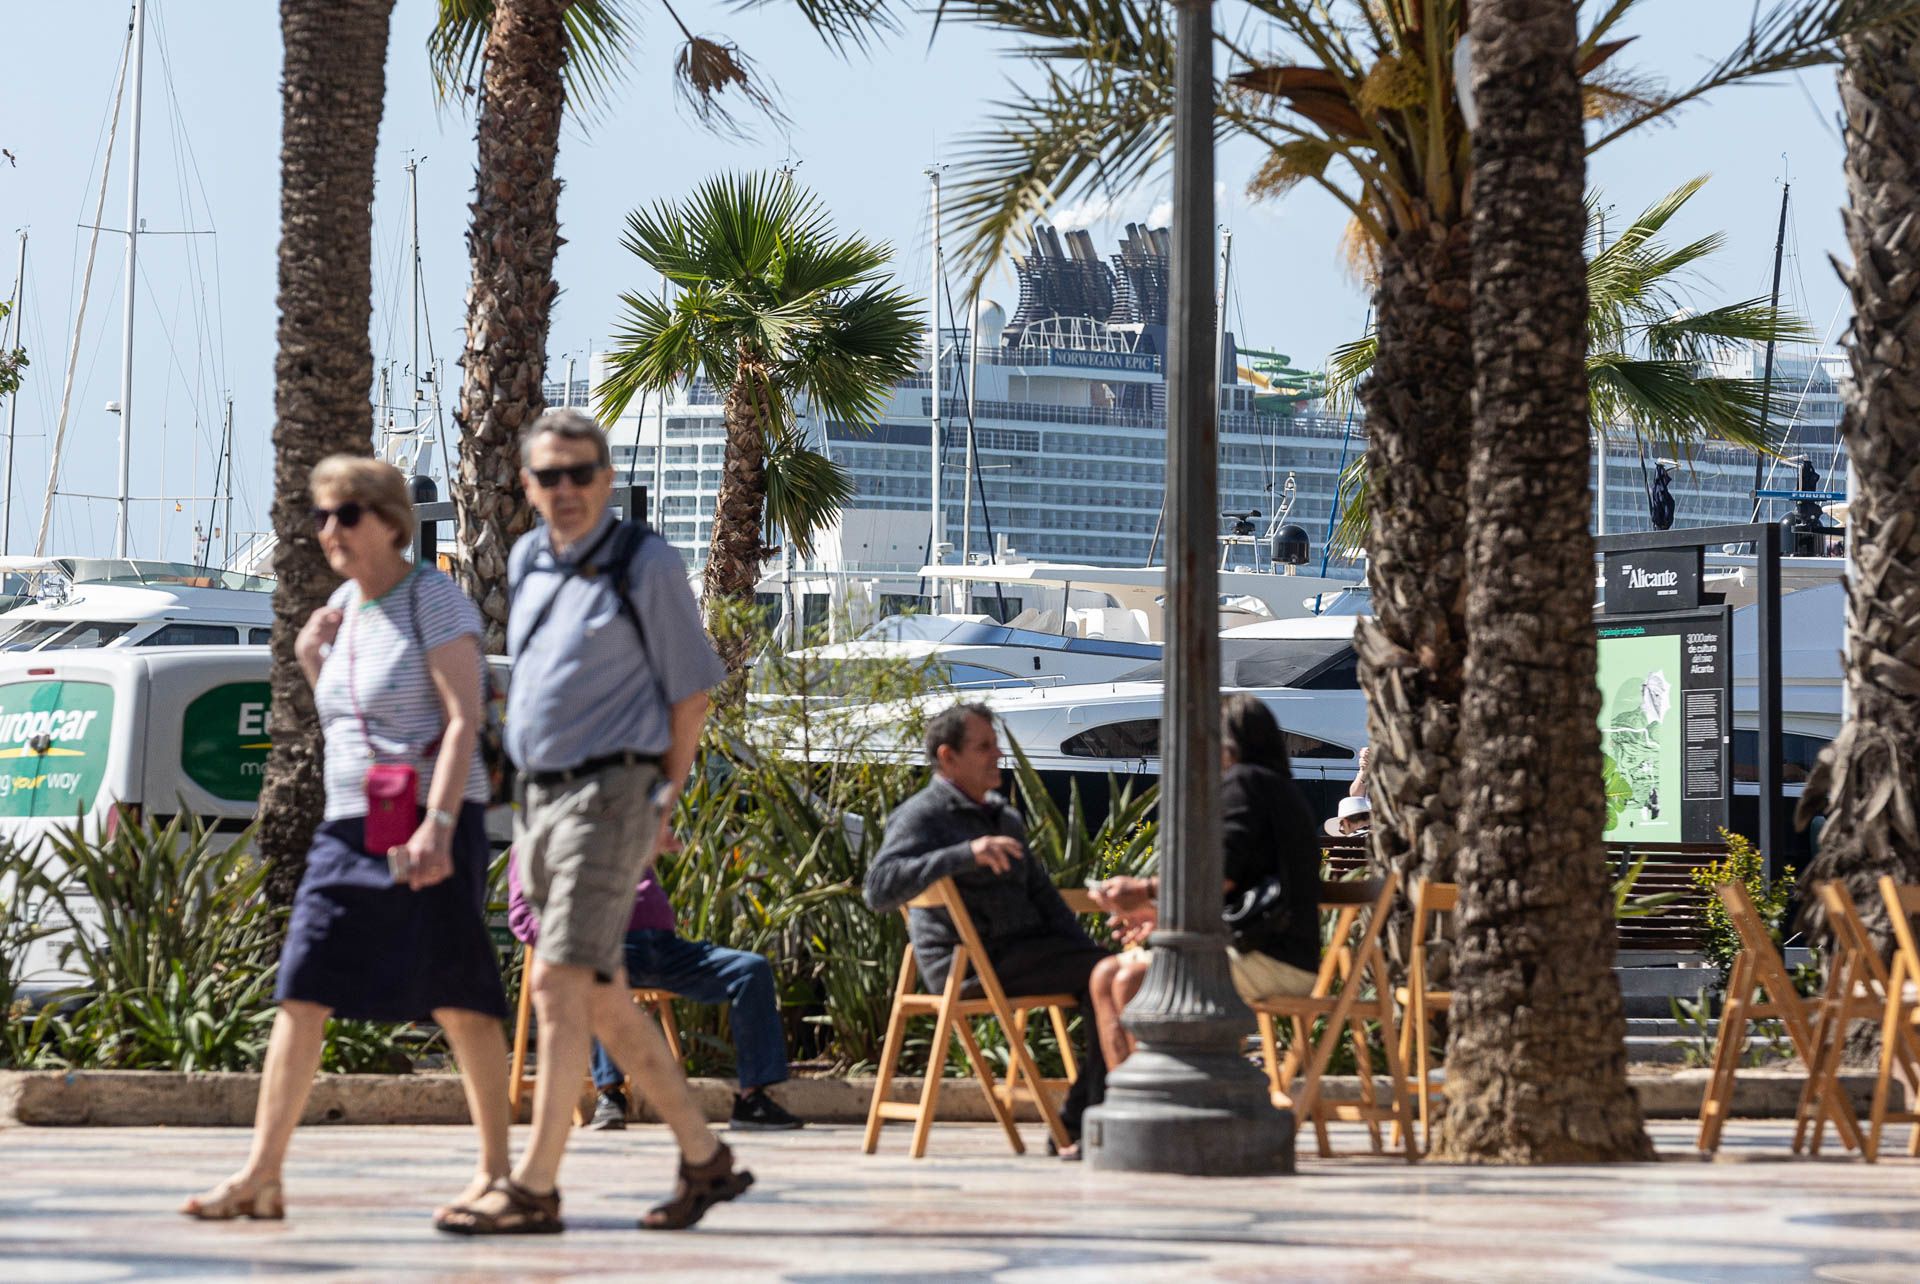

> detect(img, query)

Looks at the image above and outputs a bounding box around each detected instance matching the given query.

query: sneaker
[589,1089,628,1131]
[729,1087,804,1131]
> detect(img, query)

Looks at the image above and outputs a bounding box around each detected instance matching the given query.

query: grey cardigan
[864,776,1093,985]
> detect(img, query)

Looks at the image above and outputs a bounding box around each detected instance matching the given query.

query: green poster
[0,680,114,819]
[1597,631,1682,842]
[181,682,272,802]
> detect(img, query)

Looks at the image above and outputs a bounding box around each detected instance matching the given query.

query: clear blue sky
[0,2,1855,561]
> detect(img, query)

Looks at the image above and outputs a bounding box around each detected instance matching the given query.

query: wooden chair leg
[1256,1012,1285,1105]
[1414,996,1435,1154]
[1047,1005,1079,1084]
[1348,1010,1384,1154]
[508,958,534,1120]
[1369,956,1416,1163]
[954,1015,1025,1154]
[863,948,916,1155]
[1698,949,1753,1154]
[651,996,683,1065]
[911,980,963,1160]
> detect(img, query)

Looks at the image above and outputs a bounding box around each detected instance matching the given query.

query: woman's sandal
[639,1141,754,1231]
[180,1178,285,1221]
[433,1177,564,1236]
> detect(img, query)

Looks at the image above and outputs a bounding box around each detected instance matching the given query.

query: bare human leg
[589,965,719,1164]
[434,1006,513,1212]
[181,1000,330,1219]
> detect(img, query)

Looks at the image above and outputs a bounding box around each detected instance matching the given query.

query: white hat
[1325,794,1372,837]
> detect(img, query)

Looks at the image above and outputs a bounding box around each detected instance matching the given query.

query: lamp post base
[1084,1045,1295,1175]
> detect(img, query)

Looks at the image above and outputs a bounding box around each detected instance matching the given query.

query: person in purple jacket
[508,849,803,1132]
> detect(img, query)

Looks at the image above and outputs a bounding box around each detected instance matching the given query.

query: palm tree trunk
[452,0,567,650]
[257,0,395,905]
[1435,0,1651,1163]
[703,354,774,672]
[1798,24,1920,968]
[1356,221,1472,965]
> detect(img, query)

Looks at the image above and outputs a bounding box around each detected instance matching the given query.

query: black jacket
[864,776,1093,985]
[1222,762,1321,974]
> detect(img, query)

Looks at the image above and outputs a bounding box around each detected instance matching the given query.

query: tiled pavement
[2,1121,1917,1281]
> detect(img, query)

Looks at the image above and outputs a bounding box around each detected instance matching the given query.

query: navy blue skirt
[275,802,507,1023]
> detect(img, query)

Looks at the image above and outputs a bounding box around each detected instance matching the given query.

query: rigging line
[62,14,135,371]
[40,19,133,559]
[1754,294,1846,497]
[136,259,215,447]
[937,259,1006,619]
[150,3,229,394]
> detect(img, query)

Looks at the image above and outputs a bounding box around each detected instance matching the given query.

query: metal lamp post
[1083,0,1294,1176]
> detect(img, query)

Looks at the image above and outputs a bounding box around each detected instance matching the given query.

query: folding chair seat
[1392,879,1455,1153]
[1251,873,1414,1161]
[507,942,682,1124]
[862,879,1092,1159]
[1804,882,1920,1159]
[1695,881,1862,1155]
[1867,877,1920,1160]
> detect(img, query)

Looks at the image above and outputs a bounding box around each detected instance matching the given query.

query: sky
[0,1,1859,562]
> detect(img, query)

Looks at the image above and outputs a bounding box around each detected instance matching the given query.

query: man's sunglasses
[310,502,366,531]
[529,462,605,489]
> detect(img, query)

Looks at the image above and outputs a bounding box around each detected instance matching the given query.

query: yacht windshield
[57,558,275,593]
[0,620,77,651]
[1116,636,1359,690]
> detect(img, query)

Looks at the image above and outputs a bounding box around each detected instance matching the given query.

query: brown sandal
[434,1177,563,1236]
[640,1141,754,1231]
[181,1178,285,1221]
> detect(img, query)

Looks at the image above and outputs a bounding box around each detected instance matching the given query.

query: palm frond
[1591,1,1920,151]
[764,428,856,556]
[1323,334,1377,406]
[427,0,640,110]
[735,0,901,56]
[1588,357,1787,456]
[1640,301,1815,361]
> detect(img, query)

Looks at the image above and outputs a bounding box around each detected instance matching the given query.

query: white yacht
[788,558,1358,692]
[0,557,274,651]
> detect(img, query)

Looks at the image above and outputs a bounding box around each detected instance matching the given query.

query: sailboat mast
[961,290,979,573]
[407,155,422,423]
[221,396,234,567]
[925,165,945,608]
[114,0,146,558]
[1749,180,1791,523]
[4,230,24,556]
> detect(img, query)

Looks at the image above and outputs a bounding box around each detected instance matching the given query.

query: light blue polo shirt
[504,512,725,773]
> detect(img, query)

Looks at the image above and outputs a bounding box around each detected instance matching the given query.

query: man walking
[439,408,748,1235]
[864,702,1108,1159]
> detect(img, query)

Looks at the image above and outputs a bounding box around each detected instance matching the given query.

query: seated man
[1326,794,1372,838]
[507,853,803,1133]
[863,702,1107,1160]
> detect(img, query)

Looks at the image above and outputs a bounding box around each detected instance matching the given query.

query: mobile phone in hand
[387,846,411,884]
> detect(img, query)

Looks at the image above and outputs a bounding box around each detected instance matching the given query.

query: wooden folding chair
[1392,879,1455,1154]
[1696,881,1862,1155]
[1805,882,1920,1159]
[507,942,682,1124]
[862,880,1092,1159]
[1868,877,1920,1160]
[1251,873,1415,1161]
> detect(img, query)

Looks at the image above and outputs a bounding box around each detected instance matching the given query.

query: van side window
[249,628,272,645]
[139,623,241,647]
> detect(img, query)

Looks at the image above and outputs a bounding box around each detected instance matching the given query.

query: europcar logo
[0,706,102,758]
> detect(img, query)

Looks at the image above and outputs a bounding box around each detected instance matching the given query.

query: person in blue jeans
[507,854,803,1132]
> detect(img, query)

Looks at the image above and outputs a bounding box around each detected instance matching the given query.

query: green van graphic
[0,681,114,818]
[181,682,273,802]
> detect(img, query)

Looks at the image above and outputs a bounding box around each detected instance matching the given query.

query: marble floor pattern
[1,1120,1917,1281]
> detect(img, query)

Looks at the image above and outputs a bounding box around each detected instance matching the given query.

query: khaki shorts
[1227,947,1319,1004]
[516,761,662,981]
[1117,946,1318,1005]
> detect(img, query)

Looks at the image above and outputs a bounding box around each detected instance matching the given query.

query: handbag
[345,590,422,861]
[1222,876,1292,955]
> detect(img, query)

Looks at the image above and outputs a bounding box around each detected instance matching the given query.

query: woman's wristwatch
[426,807,457,831]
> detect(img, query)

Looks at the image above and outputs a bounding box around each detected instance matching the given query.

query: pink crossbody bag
[344,593,421,861]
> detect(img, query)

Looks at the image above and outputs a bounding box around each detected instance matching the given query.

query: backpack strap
[516,519,656,656]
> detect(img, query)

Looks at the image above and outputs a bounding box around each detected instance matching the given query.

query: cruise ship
[566,225,1849,629]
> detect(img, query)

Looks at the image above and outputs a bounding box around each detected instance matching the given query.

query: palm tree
[934,0,1920,916]
[255,0,396,905]
[595,172,921,670]
[1797,19,1920,964]
[1433,0,1653,1165]
[1325,176,1815,548]
[428,1,902,648]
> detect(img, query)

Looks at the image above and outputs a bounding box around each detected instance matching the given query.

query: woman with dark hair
[1087,694,1322,1068]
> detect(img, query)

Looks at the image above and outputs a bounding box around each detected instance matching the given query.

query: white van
[0,646,272,847]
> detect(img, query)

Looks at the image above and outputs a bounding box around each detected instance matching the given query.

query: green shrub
[1692,828,1795,995]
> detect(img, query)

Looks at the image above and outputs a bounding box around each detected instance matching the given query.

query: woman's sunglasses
[310,502,366,531]
[529,462,604,489]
